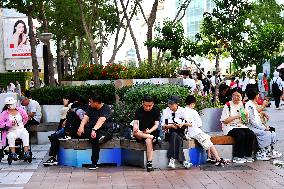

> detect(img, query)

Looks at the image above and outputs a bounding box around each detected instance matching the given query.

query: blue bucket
[189,147,207,165]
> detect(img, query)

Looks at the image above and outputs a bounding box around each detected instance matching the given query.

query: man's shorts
[192,132,213,150]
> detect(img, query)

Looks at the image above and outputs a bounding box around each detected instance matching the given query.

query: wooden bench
[28,122,58,145]
[56,133,237,168]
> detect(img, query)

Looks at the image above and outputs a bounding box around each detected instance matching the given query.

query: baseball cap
[168,96,180,105]
[4,97,17,105]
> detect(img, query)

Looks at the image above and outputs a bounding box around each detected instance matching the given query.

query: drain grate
[200,164,254,171]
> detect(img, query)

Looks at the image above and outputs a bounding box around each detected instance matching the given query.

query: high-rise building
[183,0,215,40]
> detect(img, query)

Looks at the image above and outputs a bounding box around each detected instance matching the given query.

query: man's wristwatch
[92,128,97,131]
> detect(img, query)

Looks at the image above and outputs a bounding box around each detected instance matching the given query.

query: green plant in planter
[30,84,116,105]
[114,84,223,130]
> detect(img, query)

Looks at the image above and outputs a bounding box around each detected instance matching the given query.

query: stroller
[0,127,32,165]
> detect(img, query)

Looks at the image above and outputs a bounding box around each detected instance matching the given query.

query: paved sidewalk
[0,104,284,189]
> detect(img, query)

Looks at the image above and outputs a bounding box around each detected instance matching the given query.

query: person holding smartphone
[0,97,31,160]
[161,96,191,169]
[133,95,161,172]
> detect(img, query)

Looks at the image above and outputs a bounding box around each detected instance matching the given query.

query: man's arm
[146,121,159,133]
[77,115,89,136]
[92,117,106,131]
[133,120,139,132]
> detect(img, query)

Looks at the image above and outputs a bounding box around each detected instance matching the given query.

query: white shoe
[232,157,246,163]
[244,156,254,163]
[256,152,270,161]
[268,150,282,159]
[168,158,175,168]
[183,161,192,169]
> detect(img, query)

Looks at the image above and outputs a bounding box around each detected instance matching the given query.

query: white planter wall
[200,108,223,133]
[42,105,63,123]
[85,80,112,85]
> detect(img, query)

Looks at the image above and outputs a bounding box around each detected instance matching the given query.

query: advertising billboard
[2,17,42,59]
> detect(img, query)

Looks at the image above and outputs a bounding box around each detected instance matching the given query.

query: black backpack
[64,109,82,138]
[272,78,282,96]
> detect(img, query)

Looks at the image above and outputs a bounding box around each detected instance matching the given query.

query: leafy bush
[113,84,221,127]
[30,84,116,105]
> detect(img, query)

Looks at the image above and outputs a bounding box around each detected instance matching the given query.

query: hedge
[30,84,116,105]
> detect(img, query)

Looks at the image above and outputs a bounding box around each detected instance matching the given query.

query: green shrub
[113,84,221,127]
[113,84,188,127]
[30,84,116,105]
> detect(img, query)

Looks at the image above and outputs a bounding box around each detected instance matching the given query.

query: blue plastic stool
[189,147,207,166]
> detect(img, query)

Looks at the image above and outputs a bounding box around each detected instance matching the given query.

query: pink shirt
[0,107,28,146]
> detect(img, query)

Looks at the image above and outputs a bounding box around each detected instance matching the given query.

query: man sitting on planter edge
[133,95,162,172]
[20,96,42,127]
[77,93,113,170]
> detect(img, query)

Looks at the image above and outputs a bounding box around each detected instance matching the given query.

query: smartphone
[165,119,168,125]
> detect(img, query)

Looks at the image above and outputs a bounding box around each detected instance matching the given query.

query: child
[183,95,228,166]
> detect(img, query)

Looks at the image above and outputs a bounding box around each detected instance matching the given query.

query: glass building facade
[176,0,215,40]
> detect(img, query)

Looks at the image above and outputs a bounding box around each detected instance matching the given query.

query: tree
[3,0,42,88]
[76,0,119,64]
[44,0,84,83]
[147,0,254,101]
[139,0,192,65]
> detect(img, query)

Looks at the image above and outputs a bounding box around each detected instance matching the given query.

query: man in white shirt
[20,96,42,126]
[183,95,226,166]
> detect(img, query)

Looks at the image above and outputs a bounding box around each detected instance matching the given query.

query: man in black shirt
[133,95,161,172]
[77,93,113,170]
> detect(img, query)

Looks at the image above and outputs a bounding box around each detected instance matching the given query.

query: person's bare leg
[145,138,154,161]
[134,131,154,140]
[10,147,15,153]
[210,145,221,161]
[24,146,29,152]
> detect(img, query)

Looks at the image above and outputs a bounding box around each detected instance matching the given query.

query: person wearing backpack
[270,71,283,110]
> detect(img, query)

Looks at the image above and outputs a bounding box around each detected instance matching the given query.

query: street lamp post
[39,33,52,86]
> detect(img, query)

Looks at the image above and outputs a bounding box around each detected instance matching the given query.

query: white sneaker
[183,161,192,169]
[268,150,282,159]
[168,158,175,168]
[232,157,246,164]
[244,156,254,163]
[256,152,270,161]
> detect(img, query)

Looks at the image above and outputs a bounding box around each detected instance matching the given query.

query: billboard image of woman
[10,20,30,48]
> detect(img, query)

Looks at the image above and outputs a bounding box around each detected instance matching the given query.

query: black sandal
[206,156,216,164]
[215,158,228,167]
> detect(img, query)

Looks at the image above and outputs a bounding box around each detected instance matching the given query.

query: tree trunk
[77,0,99,64]
[42,2,55,86]
[120,0,141,64]
[56,39,62,84]
[214,44,221,102]
[28,15,40,88]
[47,41,55,86]
[147,0,159,65]
[77,36,83,65]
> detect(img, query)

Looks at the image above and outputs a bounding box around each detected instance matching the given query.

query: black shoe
[9,153,18,161]
[43,157,58,166]
[89,164,99,170]
[206,156,216,164]
[146,161,154,172]
[98,136,106,144]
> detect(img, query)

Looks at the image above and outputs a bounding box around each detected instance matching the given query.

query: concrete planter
[85,80,113,85]
[41,105,63,123]
[115,78,181,89]
[61,81,84,86]
[200,108,223,133]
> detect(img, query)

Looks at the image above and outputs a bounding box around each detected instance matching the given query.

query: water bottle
[239,108,248,124]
